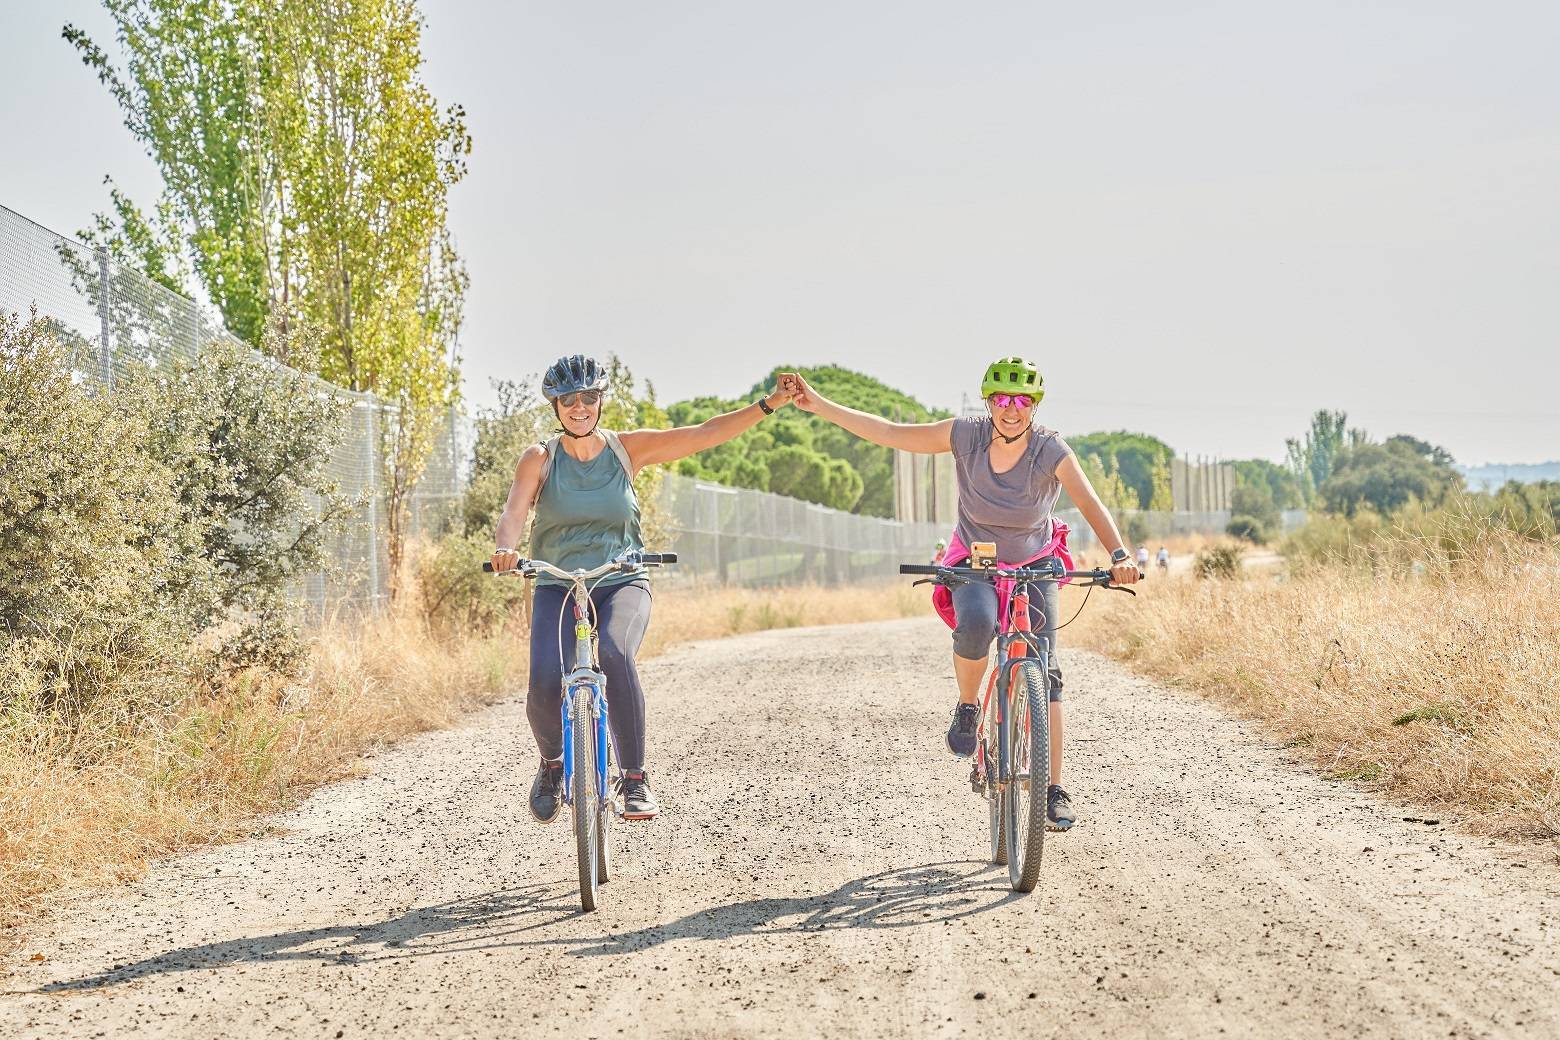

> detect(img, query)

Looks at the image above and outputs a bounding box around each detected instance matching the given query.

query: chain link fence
[1,202,471,611]
[658,475,946,586]
[4,201,1300,605]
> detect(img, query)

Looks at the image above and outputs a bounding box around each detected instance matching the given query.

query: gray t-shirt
[949,417,1072,563]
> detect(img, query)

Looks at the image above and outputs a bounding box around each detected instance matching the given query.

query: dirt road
[5,617,1557,1039]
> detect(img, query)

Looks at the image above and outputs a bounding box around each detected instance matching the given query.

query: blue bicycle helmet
[541,354,609,401]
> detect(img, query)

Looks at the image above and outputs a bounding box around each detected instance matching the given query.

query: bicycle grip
[900,564,941,575]
[482,562,493,573]
[640,552,678,565]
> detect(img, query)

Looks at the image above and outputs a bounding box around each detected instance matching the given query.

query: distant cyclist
[1156,545,1170,574]
[932,538,948,565]
[492,355,794,824]
[783,358,1140,829]
[1136,545,1150,573]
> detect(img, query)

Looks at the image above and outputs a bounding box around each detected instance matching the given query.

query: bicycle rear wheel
[571,688,600,911]
[1002,659,1050,892]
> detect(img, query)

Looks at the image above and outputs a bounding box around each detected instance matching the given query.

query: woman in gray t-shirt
[782,359,1140,830]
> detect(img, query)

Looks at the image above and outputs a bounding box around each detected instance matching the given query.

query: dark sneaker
[1047,785,1076,831]
[618,770,659,820]
[528,759,565,824]
[946,703,980,758]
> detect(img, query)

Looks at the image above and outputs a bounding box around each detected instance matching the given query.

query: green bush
[1226,514,1273,544]
[1,310,193,719]
[1,308,352,721]
[1193,543,1243,580]
[415,531,530,630]
[122,326,352,666]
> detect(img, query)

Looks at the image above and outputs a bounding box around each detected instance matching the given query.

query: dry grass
[644,581,923,656]
[0,581,919,938]
[1064,532,1560,839]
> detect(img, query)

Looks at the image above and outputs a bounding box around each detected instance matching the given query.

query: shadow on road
[38,861,1020,992]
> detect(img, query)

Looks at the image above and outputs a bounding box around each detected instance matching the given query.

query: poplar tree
[67,0,471,597]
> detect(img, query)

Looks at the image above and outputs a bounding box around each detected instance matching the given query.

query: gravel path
[4,616,1557,1039]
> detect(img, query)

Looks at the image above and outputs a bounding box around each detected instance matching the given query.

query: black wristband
[756,397,775,415]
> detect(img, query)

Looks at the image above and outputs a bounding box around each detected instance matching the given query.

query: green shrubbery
[1193,543,1243,580]
[1282,489,1560,576]
[0,309,350,724]
[668,365,943,515]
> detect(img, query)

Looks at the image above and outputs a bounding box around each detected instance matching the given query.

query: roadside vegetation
[1070,412,1560,839]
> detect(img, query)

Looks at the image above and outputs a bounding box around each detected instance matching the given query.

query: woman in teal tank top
[492,355,795,824]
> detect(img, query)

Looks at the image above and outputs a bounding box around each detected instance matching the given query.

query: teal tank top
[529,434,644,589]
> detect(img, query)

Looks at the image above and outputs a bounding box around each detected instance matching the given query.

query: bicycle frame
[974,581,1050,799]
[557,581,613,819]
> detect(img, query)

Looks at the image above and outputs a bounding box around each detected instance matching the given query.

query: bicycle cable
[1050,581,1095,631]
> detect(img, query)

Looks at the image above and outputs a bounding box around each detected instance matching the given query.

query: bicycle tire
[1004,658,1049,892]
[992,723,1004,860]
[572,688,600,911]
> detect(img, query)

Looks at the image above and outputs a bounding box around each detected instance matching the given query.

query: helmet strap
[995,423,1031,445]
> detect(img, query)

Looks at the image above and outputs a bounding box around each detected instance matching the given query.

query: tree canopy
[1067,431,1174,511]
[68,0,471,597]
[666,365,946,515]
[1319,435,1462,517]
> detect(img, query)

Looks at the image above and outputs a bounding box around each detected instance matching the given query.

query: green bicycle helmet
[980,356,1044,403]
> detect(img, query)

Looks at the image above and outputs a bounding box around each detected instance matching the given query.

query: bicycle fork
[558,591,611,812]
[993,590,1034,791]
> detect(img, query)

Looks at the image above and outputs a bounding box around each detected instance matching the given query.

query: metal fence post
[363,398,382,605]
[96,248,112,386]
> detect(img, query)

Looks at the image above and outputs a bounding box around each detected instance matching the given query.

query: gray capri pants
[951,578,1064,702]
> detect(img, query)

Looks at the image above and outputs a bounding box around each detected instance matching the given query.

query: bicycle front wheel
[571,688,601,911]
[1003,659,1050,892]
[596,733,613,883]
[987,725,1006,865]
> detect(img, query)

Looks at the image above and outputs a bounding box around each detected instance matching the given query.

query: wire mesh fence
[1,202,472,612]
[657,475,946,587]
[4,201,1298,606]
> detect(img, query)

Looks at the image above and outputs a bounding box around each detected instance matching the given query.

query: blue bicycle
[485,549,677,911]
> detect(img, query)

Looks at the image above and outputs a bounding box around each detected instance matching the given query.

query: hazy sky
[4,1,1557,464]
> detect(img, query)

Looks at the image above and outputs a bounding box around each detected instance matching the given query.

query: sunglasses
[556,390,602,408]
[987,393,1035,410]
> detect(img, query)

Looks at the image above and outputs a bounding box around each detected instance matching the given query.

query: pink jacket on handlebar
[931,522,1073,630]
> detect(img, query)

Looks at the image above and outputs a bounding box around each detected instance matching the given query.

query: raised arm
[788,372,953,454]
[1055,453,1139,584]
[617,381,793,472]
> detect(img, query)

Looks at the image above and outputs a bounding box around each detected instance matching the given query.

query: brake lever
[911,578,934,588]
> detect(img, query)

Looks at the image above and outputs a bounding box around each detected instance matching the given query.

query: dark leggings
[527,578,652,770]
[951,579,1064,702]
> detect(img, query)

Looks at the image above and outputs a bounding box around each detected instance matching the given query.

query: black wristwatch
[756,396,775,415]
[1110,548,1130,564]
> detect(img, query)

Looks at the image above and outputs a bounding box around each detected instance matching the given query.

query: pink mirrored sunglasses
[987,393,1035,410]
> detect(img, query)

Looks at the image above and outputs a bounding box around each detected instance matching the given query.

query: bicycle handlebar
[483,550,677,578]
[899,561,1133,590]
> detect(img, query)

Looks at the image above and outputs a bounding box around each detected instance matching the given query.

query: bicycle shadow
[37,861,1019,993]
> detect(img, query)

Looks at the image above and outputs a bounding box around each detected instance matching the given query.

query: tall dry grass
[0,581,919,937]
[1066,525,1560,838]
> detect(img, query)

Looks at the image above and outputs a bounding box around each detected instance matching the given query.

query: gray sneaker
[528,759,565,824]
[1047,785,1076,831]
[617,770,659,820]
[946,703,980,758]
